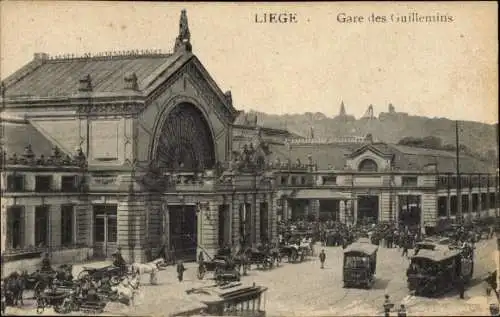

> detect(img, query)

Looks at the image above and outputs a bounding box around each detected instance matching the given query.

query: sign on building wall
[90,120,120,161]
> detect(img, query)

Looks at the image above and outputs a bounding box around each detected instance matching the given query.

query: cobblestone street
[5,238,497,316]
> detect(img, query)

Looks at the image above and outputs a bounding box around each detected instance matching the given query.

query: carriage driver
[112,247,127,272]
[40,252,53,272]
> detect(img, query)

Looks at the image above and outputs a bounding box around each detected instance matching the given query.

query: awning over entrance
[290,189,352,200]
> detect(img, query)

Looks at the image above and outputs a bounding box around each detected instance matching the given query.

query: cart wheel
[110,275,120,286]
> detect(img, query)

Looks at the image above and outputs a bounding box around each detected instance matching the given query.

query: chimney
[124,72,139,90]
[78,74,93,92]
[33,53,49,61]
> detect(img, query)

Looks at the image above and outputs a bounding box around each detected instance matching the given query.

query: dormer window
[358,159,378,172]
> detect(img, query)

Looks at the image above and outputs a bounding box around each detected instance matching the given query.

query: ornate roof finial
[174,9,192,53]
[339,101,346,116]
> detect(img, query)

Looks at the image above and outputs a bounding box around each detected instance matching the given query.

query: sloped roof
[2,120,57,157]
[266,141,495,173]
[3,54,177,97]
[388,144,494,173]
[269,143,356,170]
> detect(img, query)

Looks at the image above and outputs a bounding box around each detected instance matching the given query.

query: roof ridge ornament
[174,9,192,53]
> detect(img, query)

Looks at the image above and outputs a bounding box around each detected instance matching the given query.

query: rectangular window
[450,196,457,215]
[35,206,49,247]
[481,193,488,211]
[7,174,25,192]
[7,206,24,249]
[323,176,337,185]
[472,194,479,213]
[107,215,117,243]
[35,176,52,192]
[437,197,447,217]
[490,193,496,209]
[450,176,457,189]
[438,176,448,188]
[462,195,469,213]
[300,176,306,185]
[61,176,78,192]
[280,176,287,185]
[61,205,74,246]
[290,176,296,185]
[402,176,418,187]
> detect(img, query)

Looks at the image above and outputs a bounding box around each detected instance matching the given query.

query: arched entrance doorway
[155,102,216,260]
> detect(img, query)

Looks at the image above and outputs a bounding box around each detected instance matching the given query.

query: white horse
[110,275,139,306]
[130,261,159,285]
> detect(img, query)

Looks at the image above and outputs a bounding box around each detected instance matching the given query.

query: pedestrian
[457,275,465,299]
[397,304,407,317]
[402,240,409,258]
[176,260,186,282]
[319,249,326,269]
[383,294,393,317]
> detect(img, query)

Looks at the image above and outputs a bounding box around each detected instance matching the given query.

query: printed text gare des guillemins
[253,12,455,24]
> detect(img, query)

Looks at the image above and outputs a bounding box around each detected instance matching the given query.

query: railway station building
[1,10,498,273]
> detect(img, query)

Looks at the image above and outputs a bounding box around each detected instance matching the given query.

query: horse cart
[77,265,124,286]
[245,248,275,269]
[198,258,241,284]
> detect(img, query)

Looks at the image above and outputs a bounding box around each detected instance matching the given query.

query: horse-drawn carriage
[77,265,124,286]
[198,248,242,284]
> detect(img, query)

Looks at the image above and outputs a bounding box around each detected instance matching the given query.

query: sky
[1,1,498,124]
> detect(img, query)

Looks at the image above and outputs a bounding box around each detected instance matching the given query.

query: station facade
[1,10,498,272]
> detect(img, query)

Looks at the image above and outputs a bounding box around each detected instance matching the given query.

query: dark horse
[3,271,27,307]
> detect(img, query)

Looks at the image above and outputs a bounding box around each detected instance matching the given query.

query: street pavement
[4,237,498,316]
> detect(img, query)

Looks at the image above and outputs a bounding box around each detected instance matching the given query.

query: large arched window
[155,103,215,171]
[358,158,378,172]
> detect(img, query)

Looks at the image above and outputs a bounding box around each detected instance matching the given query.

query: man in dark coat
[177,260,186,282]
[456,275,465,299]
[319,250,326,269]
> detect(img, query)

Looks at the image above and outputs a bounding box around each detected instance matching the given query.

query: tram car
[342,241,378,289]
[406,242,474,297]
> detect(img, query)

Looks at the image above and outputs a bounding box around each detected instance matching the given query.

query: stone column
[231,195,240,246]
[50,205,62,249]
[339,200,346,224]
[353,198,358,225]
[254,195,261,244]
[1,204,7,252]
[446,192,451,219]
[200,200,218,258]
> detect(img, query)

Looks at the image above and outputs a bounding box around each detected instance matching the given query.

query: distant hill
[241,109,499,165]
